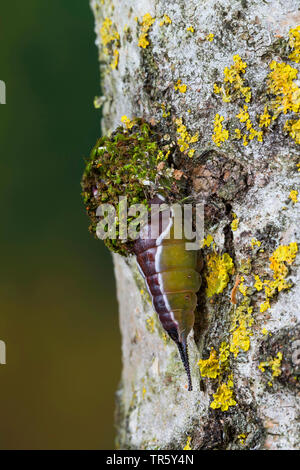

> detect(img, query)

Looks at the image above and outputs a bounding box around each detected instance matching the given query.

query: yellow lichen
[231,213,239,231]
[121,115,135,129]
[110,49,119,69]
[213,83,222,94]
[187,26,194,33]
[262,39,300,145]
[267,61,300,117]
[237,105,249,123]
[289,189,298,203]
[183,436,192,450]
[146,316,155,333]
[260,299,270,313]
[288,25,300,63]
[236,106,264,143]
[212,114,229,146]
[269,242,297,280]
[219,341,230,363]
[259,352,283,378]
[205,252,234,297]
[198,341,230,379]
[257,242,298,313]
[100,17,120,49]
[198,348,220,378]
[210,378,237,411]
[138,13,155,49]
[284,119,300,145]
[222,55,251,103]
[259,106,272,128]
[100,17,120,69]
[230,298,253,357]
[239,277,248,296]
[253,274,263,291]
[159,14,172,26]
[206,33,214,41]
[201,234,214,248]
[238,434,247,445]
[251,238,261,249]
[175,117,199,155]
[234,128,242,140]
[230,323,251,356]
[161,102,170,118]
[138,33,149,49]
[174,79,187,93]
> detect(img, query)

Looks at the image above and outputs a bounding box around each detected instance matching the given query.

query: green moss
[81,118,180,255]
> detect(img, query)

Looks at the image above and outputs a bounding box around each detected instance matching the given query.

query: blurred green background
[0,0,121,449]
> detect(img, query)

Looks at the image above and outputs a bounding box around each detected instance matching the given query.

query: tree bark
[91,0,300,450]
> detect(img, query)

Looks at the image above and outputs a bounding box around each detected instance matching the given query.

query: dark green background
[0,0,121,449]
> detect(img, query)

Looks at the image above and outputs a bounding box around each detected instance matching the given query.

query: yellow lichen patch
[289,189,298,203]
[201,234,214,248]
[206,252,234,297]
[110,49,119,69]
[138,13,155,49]
[262,328,269,336]
[238,433,247,445]
[161,102,170,118]
[234,128,242,140]
[284,119,300,145]
[159,14,172,26]
[216,55,251,103]
[259,106,272,128]
[219,341,230,363]
[260,299,270,313]
[253,274,263,291]
[198,348,220,378]
[210,377,237,411]
[238,277,248,296]
[236,106,263,143]
[213,83,222,94]
[175,117,199,155]
[187,26,194,33]
[212,114,229,146]
[100,17,120,69]
[198,341,230,379]
[251,238,261,249]
[259,352,283,378]
[142,386,147,398]
[288,25,300,63]
[269,242,297,278]
[237,105,249,123]
[174,79,187,93]
[230,298,254,357]
[206,33,214,41]
[231,213,239,231]
[262,41,300,145]
[256,242,298,313]
[100,17,120,49]
[121,115,135,129]
[146,316,155,333]
[183,436,192,450]
[138,33,149,49]
[267,61,300,117]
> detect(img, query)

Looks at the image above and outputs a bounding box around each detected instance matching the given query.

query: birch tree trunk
[91,0,300,450]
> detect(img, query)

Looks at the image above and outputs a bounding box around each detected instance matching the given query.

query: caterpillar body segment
[133,197,201,390]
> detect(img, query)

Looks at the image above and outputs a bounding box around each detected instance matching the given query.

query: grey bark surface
[91,0,300,449]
